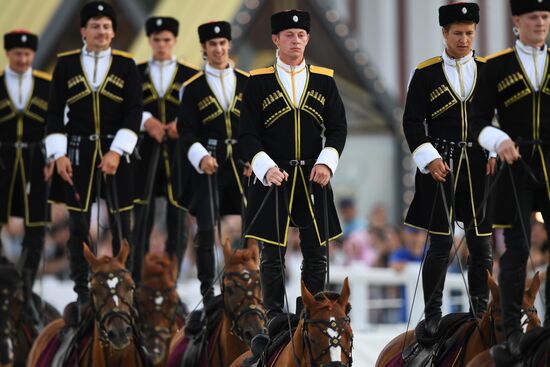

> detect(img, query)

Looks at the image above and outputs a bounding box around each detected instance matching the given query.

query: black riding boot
[68,212,91,306]
[301,245,327,297]
[195,230,215,305]
[422,234,453,336]
[166,205,188,275]
[498,252,527,359]
[20,226,45,286]
[545,262,550,327]
[260,244,286,323]
[466,234,493,318]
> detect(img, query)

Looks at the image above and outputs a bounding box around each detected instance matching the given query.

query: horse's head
[301,277,353,367]
[522,271,541,331]
[0,262,22,367]
[136,252,179,365]
[83,241,136,351]
[482,271,506,345]
[221,240,267,345]
[483,270,541,346]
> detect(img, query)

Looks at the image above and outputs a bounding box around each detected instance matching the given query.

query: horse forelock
[307,292,351,315]
[227,249,257,268]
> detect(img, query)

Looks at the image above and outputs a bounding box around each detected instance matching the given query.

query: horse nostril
[125,326,132,336]
[107,330,116,341]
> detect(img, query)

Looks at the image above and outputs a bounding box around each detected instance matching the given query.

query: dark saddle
[402,313,473,367]
[242,313,300,367]
[180,295,224,367]
[520,326,550,367]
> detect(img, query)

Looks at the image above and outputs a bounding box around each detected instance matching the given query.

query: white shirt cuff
[110,128,138,155]
[315,147,339,175]
[45,133,67,160]
[412,143,441,174]
[489,151,497,159]
[251,151,277,186]
[478,126,511,153]
[188,142,209,173]
[141,111,153,132]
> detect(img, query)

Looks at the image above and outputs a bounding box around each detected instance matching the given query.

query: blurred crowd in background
[1,197,548,323]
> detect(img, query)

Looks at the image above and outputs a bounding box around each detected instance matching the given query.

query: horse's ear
[338,277,350,310]
[250,242,260,264]
[169,255,179,282]
[83,242,100,268]
[301,280,315,310]
[527,271,541,299]
[116,240,130,265]
[222,238,233,263]
[487,270,499,303]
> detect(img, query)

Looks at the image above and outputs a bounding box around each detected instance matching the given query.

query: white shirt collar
[276,56,306,72]
[82,46,111,59]
[516,39,547,56]
[5,66,32,79]
[442,50,474,67]
[205,62,233,77]
[150,55,176,67]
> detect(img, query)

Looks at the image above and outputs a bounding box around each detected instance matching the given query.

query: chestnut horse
[375,272,541,367]
[231,278,353,367]
[136,252,182,366]
[168,240,267,367]
[466,272,545,367]
[0,260,60,367]
[27,241,150,367]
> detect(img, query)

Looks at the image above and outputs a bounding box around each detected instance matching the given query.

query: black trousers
[423,231,493,320]
[260,227,327,320]
[501,186,550,336]
[193,193,218,302]
[68,209,131,302]
[131,199,188,282]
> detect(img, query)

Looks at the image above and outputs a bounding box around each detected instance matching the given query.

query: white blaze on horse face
[107,277,120,306]
[328,316,342,362]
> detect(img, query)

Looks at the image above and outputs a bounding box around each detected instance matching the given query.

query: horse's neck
[467,313,494,351]
[217,312,247,365]
[285,318,305,365]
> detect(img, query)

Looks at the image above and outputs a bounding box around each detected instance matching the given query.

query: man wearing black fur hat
[403,2,495,337]
[45,1,142,313]
[239,9,347,327]
[177,20,250,305]
[131,16,199,282]
[470,0,550,361]
[0,30,51,289]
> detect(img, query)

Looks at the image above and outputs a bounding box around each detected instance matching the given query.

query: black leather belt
[275,158,317,167]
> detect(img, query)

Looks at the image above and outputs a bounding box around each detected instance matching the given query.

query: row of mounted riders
[1,240,548,367]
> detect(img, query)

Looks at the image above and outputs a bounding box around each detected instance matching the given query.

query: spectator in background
[338,197,365,240]
[530,218,549,272]
[389,227,426,271]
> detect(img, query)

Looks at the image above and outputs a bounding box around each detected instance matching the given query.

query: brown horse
[27,241,149,367]
[375,272,542,367]
[231,278,353,367]
[466,272,544,367]
[136,251,181,366]
[168,240,267,367]
[0,260,60,367]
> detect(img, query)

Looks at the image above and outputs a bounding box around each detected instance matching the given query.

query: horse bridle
[302,313,353,367]
[480,303,538,348]
[136,283,178,346]
[89,268,137,346]
[221,269,266,342]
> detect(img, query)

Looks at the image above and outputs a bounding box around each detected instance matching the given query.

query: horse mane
[142,252,175,284]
